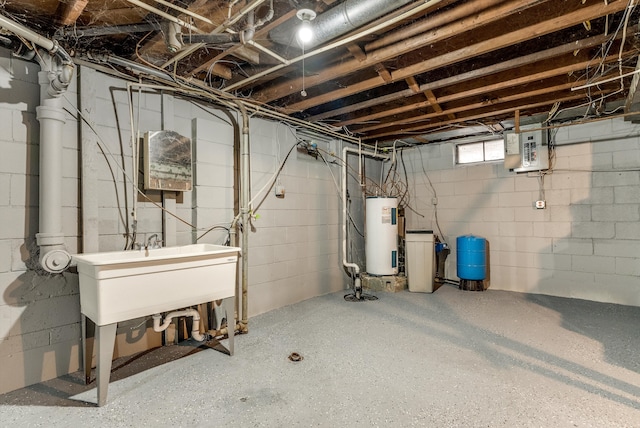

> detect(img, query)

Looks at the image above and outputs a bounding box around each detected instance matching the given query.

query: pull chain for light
[301,45,307,97]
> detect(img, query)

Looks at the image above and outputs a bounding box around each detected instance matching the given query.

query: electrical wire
[317,149,365,238]
[63,94,238,241]
[196,225,231,243]
[248,139,301,212]
[417,146,445,240]
[399,149,425,219]
[564,0,639,123]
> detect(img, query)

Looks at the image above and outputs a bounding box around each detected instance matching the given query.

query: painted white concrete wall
[0,49,83,396]
[404,119,640,306]
[0,50,347,394]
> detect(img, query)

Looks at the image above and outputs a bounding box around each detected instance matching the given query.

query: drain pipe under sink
[152,309,207,342]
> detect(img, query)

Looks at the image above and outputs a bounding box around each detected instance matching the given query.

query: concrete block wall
[404,119,640,306]
[0,50,347,394]
[242,119,346,315]
[0,49,82,394]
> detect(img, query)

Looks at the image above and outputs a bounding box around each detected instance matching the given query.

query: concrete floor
[1,285,640,427]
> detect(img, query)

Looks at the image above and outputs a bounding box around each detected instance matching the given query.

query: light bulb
[298,19,313,45]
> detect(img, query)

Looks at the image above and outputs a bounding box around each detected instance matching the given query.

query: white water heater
[365,196,398,275]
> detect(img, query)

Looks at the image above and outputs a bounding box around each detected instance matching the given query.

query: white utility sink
[73,244,240,406]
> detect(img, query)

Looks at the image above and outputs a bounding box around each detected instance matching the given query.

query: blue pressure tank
[456,235,486,281]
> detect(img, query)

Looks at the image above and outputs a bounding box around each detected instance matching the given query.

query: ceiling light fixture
[296,7,316,97]
[296,8,316,46]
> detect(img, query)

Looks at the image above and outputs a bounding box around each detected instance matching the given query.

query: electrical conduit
[235,101,250,333]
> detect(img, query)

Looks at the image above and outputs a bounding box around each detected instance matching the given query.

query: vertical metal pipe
[235,101,250,331]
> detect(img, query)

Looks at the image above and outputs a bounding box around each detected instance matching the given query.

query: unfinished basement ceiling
[1,0,639,144]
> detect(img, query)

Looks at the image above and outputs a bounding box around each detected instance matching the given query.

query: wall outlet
[535,200,546,209]
[275,185,285,198]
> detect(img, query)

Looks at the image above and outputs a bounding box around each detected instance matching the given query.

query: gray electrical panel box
[504,125,549,173]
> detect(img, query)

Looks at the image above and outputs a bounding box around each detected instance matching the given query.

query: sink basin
[73,243,240,325]
[72,243,240,406]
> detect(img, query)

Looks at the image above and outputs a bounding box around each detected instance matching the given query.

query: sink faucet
[146,234,160,249]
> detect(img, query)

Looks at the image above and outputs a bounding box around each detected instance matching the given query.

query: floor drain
[288,352,303,362]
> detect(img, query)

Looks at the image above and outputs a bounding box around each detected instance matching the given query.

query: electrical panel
[503,125,549,173]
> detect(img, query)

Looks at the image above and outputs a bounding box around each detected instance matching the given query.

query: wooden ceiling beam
[366,0,505,52]
[354,80,590,134]
[310,87,416,121]
[346,44,367,62]
[423,89,443,114]
[337,48,636,129]
[57,0,88,26]
[286,0,628,112]
[254,0,554,104]
[204,63,233,80]
[390,1,626,84]
[306,30,621,122]
[375,64,393,83]
[364,89,607,142]
[405,77,421,94]
[413,137,431,144]
[423,89,457,120]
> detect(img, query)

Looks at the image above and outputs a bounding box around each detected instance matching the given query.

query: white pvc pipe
[341,147,389,280]
[160,0,268,68]
[36,90,71,272]
[125,0,203,34]
[246,40,290,64]
[35,58,74,273]
[150,0,214,25]
[571,68,640,91]
[152,309,207,341]
[0,15,75,272]
[0,14,56,52]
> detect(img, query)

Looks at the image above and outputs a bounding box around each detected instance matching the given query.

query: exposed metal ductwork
[270,0,414,48]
